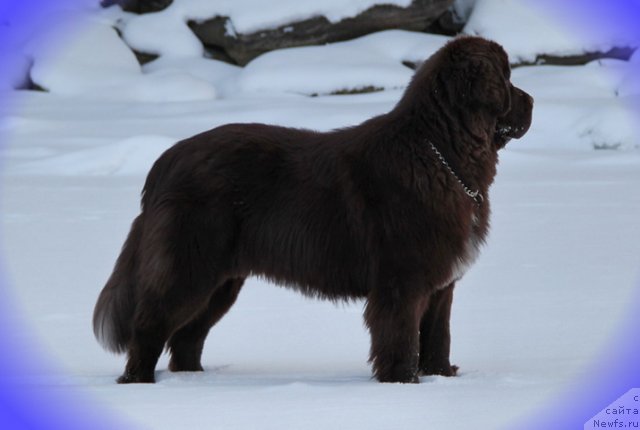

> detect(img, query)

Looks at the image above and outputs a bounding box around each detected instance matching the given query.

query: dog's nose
[518,88,534,107]
[525,93,534,107]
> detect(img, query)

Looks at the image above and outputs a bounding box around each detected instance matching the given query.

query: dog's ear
[468,55,511,115]
[470,57,511,115]
[440,49,511,116]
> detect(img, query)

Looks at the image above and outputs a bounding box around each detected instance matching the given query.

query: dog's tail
[92,214,143,354]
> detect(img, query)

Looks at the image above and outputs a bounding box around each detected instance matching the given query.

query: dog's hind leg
[117,281,233,383]
[117,295,170,384]
[117,201,236,383]
[168,277,244,372]
[116,212,174,384]
[418,283,458,377]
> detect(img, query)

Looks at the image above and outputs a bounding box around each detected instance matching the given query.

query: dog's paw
[375,364,420,384]
[378,374,420,384]
[168,362,205,372]
[419,363,459,377]
[116,371,156,384]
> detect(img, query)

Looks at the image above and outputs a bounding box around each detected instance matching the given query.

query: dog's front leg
[364,287,422,383]
[418,283,458,377]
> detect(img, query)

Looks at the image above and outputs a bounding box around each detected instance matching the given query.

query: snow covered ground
[1,1,639,429]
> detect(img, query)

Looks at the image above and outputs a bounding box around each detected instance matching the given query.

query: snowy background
[1,0,639,429]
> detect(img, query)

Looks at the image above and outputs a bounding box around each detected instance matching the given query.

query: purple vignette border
[0,1,639,429]
[0,1,138,429]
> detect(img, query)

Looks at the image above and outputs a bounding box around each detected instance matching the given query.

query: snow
[28,15,217,102]
[452,0,477,22]
[510,62,640,151]
[121,0,623,79]
[121,7,204,58]
[118,0,414,59]
[143,56,241,98]
[1,1,640,429]
[162,0,412,34]
[238,31,449,95]
[14,135,175,176]
[0,52,31,91]
[464,0,640,63]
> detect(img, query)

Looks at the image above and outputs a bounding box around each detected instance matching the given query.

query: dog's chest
[442,214,484,288]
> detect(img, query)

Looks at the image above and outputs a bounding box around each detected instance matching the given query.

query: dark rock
[132,49,160,66]
[425,4,468,36]
[402,60,421,70]
[513,46,637,68]
[309,85,385,97]
[202,45,237,65]
[27,80,48,92]
[401,46,637,71]
[101,0,172,14]
[188,0,453,65]
[111,25,160,66]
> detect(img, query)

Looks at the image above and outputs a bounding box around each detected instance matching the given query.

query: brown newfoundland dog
[93,36,533,384]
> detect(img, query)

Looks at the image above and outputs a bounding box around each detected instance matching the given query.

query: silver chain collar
[427,140,484,206]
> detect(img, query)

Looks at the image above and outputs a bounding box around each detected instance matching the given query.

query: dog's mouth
[494,87,534,149]
[493,121,529,149]
[493,122,514,149]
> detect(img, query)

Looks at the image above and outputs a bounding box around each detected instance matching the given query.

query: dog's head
[437,36,534,149]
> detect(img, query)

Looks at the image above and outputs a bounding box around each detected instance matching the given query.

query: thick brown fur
[93,36,533,384]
